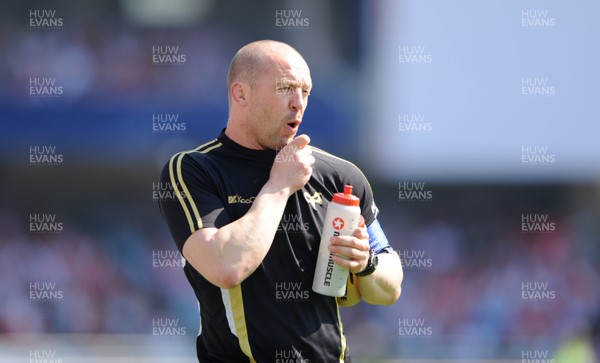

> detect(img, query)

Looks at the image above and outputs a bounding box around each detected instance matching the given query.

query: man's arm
[182,135,314,289]
[356,251,403,305]
[330,227,403,305]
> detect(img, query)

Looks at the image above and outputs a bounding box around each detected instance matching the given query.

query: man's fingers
[307,154,315,167]
[290,134,310,149]
[330,234,369,250]
[269,133,313,195]
[353,227,368,240]
[329,246,363,260]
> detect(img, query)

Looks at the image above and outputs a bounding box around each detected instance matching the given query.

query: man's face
[246,53,312,150]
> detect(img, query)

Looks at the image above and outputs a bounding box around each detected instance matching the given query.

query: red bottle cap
[332,185,360,207]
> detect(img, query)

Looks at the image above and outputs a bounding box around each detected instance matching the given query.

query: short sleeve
[343,163,392,254]
[341,163,379,228]
[158,152,231,253]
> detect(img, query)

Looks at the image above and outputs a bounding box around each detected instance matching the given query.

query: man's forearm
[183,182,290,288]
[183,136,314,289]
[357,252,403,305]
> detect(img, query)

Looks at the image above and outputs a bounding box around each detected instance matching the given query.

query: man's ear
[231,81,250,107]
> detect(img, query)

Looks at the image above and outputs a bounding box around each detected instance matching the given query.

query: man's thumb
[290,134,310,149]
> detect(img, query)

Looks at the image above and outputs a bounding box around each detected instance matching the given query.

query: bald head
[226,40,308,107]
[224,40,312,150]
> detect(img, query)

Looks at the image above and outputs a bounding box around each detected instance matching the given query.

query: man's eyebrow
[295,79,312,89]
[278,78,312,89]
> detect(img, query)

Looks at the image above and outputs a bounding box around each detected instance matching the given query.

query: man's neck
[224,121,265,150]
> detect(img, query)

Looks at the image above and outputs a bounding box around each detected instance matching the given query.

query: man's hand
[331,226,403,306]
[268,135,315,197]
[328,226,370,274]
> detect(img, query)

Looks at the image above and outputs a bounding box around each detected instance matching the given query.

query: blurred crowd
[342,190,600,360]
[0,207,195,335]
[1,187,599,360]
[0,21,234,106]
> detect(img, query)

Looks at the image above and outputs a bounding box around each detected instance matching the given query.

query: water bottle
[338,215,365,306]
[312,185,362,297]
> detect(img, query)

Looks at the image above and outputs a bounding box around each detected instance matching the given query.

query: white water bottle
[312,185,362,297]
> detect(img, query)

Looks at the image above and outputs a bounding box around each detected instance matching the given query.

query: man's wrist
[355,249,378,277]
[262,180,293,199]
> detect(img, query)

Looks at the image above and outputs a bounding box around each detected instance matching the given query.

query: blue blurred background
[1,0,599,362]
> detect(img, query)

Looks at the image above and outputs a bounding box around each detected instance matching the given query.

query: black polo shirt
[159,130,390,363]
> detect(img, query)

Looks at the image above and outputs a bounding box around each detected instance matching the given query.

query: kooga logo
[228,195,256,204]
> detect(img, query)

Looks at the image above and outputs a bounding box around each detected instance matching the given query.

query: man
[159,40,403,362]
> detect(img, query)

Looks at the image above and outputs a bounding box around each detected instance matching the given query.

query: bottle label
[332,217,344,230]
[324,249,335,286]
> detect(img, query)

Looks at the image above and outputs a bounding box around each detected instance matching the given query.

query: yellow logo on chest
[303,191,323,210]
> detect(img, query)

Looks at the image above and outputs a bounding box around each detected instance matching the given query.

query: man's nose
[289,88,304,111]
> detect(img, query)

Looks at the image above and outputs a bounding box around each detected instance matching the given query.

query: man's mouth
[286,120,301,131]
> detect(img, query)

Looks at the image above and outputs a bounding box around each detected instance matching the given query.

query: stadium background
[1,0,599,362]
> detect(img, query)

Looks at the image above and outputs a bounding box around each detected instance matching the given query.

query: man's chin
[274,136,294,150]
